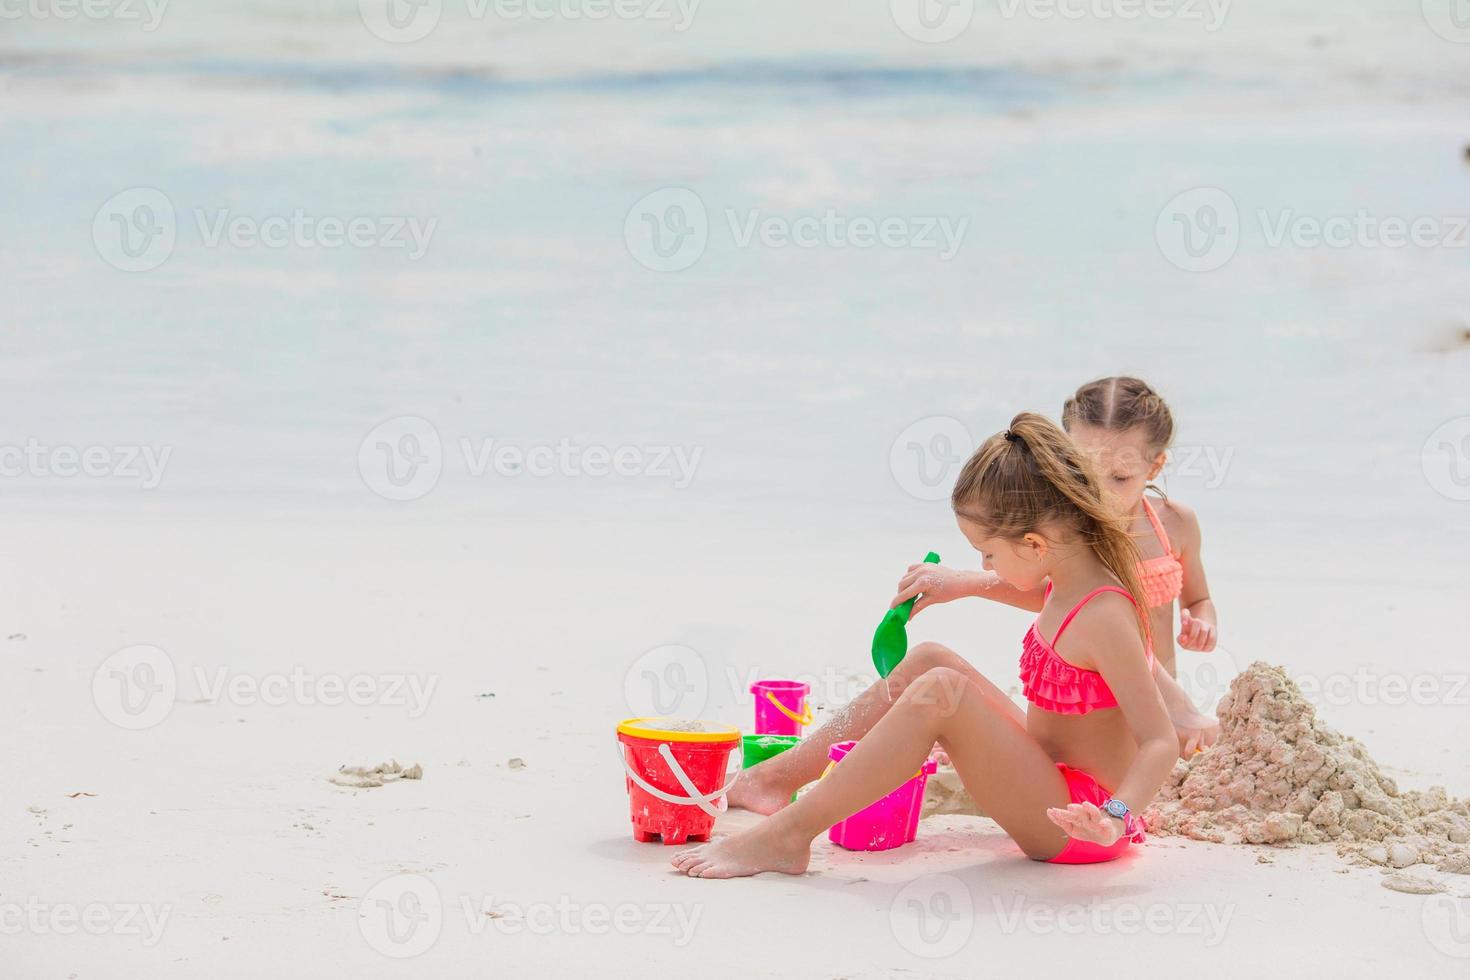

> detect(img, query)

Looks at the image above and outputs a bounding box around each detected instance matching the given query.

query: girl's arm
[890,564,1045,615]
[1167,500,1218,652]
[1046,595,1177,846]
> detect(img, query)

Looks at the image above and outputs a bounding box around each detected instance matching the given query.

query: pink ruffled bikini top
[1019,583,1153,715]
[1137,497,1184,609]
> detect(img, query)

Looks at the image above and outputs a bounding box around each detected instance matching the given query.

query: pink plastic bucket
[824,740,938,852]
[750,679,812,736]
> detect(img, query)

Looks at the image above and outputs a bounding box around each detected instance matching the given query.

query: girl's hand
[1176,713,1220,757]
[1177,608,1217,652]
[890,564,971,617]
[1046,802,1123,847]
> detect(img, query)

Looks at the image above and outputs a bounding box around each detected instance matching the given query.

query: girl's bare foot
[725,768,795,816]
[670,822,812,879]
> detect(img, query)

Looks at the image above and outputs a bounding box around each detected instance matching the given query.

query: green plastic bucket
[741,733,801,803]
[742,734,800,768]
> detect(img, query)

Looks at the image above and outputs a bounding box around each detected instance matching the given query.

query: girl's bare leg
[675,666,1073,878]
[727,643,1025,814]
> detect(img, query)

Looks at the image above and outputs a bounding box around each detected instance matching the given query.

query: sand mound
[1145,663,1470,873]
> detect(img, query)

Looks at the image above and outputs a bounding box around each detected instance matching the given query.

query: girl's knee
[902,642,962,675]
[897,666,971,717]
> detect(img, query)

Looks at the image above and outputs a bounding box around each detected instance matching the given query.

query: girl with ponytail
[674,413,1178,878]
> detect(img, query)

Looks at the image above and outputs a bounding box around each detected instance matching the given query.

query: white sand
[6,504,1470,978]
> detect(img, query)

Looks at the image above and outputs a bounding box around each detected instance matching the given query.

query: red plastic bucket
[617,718,742,845]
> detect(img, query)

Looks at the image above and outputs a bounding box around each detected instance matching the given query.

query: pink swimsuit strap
[1137,497,1184,609]
[1019,583,1151,715]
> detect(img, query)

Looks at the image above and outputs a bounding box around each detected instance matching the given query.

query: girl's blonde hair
[1061,376,1174,452]
[951,412,1150,644]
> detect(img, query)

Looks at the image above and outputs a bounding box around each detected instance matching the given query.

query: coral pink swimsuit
[1020,583,1151,864]
[1137,497,1184,609]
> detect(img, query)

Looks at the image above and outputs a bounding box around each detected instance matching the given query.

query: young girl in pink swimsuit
[677,413,1177,877]
[893,378,1221,753]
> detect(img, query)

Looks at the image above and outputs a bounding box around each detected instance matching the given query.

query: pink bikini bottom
[1045,763,1142,865]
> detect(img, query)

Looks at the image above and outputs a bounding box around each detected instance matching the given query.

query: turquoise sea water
[2,2,1468,555]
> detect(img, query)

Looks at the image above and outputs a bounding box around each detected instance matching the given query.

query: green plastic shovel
[871,551,940,678]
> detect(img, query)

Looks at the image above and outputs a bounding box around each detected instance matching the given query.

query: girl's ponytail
[953,412,1151,645]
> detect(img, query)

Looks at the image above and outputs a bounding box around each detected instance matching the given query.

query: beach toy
[871,551,941,678]
[823,739,938,852]
[742,733,802,804]
[750,679,812,736]
[741,733,801,768]
[617,717,742,845]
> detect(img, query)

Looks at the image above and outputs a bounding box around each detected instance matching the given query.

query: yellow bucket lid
[617,717,741,743]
